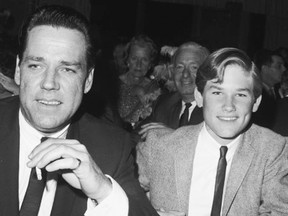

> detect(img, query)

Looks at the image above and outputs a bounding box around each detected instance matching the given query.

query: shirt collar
[201,123,241,150]
[181,100,197,107]
[19,109,69,142]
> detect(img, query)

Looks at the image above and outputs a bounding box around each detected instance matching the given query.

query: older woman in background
[118,34,161,130]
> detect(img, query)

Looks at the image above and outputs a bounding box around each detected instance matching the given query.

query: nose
[136,59,142,68]
[182,66,191,78]
[41,68,59,90]
[223,96,236,112]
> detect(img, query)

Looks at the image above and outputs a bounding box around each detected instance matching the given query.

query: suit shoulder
[154,92,180,108]
[77,113,131,148]
[248,124,287,153]
[143,124,201,151]
[0,96,20,121]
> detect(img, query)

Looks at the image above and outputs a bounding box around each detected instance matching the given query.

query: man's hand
[27,138,112,203]
[138,122,171,140]
[0,72,19,95]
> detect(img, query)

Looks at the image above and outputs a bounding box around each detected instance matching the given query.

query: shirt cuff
[85,175,129,216]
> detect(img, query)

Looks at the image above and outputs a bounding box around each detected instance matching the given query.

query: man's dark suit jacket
[140,92,203,129]
[251,85,280,129]
[0,96,158,216]
[272,97,288,136]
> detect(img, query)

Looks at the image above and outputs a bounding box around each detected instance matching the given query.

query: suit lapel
[189,106,203,125]
[222,132,255,215]
[174,124,203,212]
[170,99,182,128]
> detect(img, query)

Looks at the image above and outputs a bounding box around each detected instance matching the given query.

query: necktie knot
[220,146,228,158]
[185,102,192,109]
[41,137,49,142]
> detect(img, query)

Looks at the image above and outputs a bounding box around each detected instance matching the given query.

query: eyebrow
[60,61,83,69]
[23,55,44,62]
[208,83,252,93]
[23,56,83,69]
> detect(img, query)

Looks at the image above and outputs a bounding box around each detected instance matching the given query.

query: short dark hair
[196,47,262,99]
[18,5,96,71]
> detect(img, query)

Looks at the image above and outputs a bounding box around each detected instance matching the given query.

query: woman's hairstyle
[18,5,97,70]
[196,47,262,99]
[124,34,158,67]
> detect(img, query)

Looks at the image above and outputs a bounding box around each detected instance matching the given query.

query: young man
[0,5,157,216]
[137,47,288,216]
[138,42,209,139]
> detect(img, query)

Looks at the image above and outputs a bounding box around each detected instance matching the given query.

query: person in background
[272,69,288,136]
[0,5,158,216]
[118,34,161,130]
[276,47,288,69]
[0,50,19,98]
[138,42,209,140]
[251,49,286,128]
[137,47,288,216]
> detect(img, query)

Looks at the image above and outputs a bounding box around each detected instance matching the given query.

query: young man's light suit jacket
[137,123,288,215]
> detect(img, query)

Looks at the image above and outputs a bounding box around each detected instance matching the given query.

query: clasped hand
[27,138,112,203]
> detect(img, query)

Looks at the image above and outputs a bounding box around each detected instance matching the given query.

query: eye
[175,65,184,73]
[212,91,221,95]
[236,93,247,97]
[130,56,137,62]
[61,67,76,73]
[142,58,149,64]
[188,64,198,71]
[28,64,41,70]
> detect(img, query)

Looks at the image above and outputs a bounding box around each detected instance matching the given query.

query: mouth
[217,116,238,121]
[37,99,61,106]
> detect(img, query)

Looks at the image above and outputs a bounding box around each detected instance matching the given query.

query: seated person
[272,69,288,136]
[0,50,19,98]
[118,34,161,130]
[251,49,286,128]
[1,5,158,215]
[137,47,288,216]
[138,42,209,140]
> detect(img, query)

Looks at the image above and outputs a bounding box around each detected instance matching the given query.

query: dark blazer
[251,88,278,129]
[0,96,158,216]
[139,92,203,129]
[272,97,288,136]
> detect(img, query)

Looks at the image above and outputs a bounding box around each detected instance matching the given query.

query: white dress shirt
[188,123,240,216]
[18,109,128,216]
[179,101,197,120]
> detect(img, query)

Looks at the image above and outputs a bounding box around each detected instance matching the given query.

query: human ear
[194,87,203,107]
[84,68,94,94]
[14,55,21,85]
[252,95,262,112]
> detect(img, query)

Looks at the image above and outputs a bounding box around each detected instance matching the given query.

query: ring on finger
[75,158,81,169]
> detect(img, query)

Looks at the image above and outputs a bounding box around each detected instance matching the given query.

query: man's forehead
[175,49,201,63]
[272,55,284,63]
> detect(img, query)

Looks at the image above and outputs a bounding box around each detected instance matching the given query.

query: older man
[138,42,209,139]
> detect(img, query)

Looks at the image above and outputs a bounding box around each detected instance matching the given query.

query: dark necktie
[20,137,48,216]
[179,102,192,127]
[211,146,228,216]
